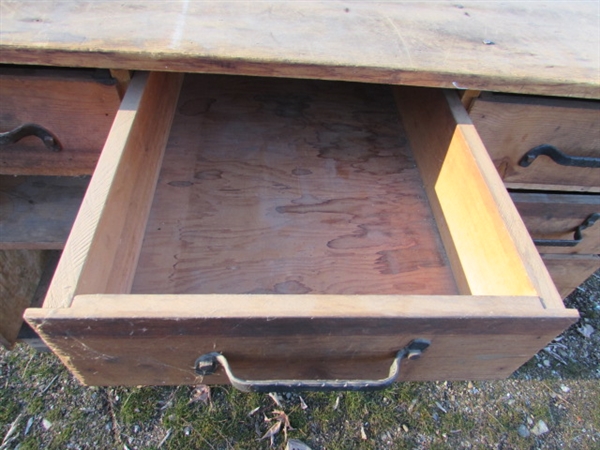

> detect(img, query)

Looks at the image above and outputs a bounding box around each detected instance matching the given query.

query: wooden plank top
[1,1,598,98]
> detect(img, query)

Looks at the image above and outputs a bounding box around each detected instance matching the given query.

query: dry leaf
[268,392,284,407]
[333,395,341,411]
[299,396,308,410]
[260,420,282,447]
[188,385,211,405]
[360,424,368,440]
[259,409,294,446]
[273,410,294,430]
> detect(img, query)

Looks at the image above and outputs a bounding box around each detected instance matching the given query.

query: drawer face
[0,67,121,176]
[543,254,600,298]
[0,175,88,249]
[470,93,600,192]
[25,72,577,387]
[511,192,600,254]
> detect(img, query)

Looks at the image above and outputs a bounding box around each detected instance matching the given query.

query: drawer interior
[132,75,457,296]
[25,72,578,386]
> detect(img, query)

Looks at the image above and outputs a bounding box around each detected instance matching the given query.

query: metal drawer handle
[194,339,430,393]
[519,144,600,169]
[0,123,62,152]
[533,212,600,247]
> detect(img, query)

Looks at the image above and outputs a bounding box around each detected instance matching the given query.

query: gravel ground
[1,272,598,450]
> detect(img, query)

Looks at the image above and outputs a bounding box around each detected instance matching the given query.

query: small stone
[183,426,191,436]
[133,425,140,433]
[286,439,312,450]
[543,359,551,367]
[42,419,52,430]
[560,385,570,393]
[527,417,534,426]
[578,324,595,338]
[517,424,530,438]
[402,424,409,432]
[531,420,549,436]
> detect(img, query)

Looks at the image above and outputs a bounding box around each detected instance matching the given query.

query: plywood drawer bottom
[24,73,577,387]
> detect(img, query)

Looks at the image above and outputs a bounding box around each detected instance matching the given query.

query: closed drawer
[511,192,600,254]
[470,92,600,192]
[543,254,600,299]
[24,72,577,388]
[0,66,121,176]
[0,175,88,249]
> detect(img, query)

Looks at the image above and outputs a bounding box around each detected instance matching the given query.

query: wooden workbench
[0,1,598,387]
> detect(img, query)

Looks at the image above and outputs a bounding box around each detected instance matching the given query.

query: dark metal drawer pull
[195,339,430,393]
[534,212,600,247]
[0,123,62,152]
[519,144,600,169]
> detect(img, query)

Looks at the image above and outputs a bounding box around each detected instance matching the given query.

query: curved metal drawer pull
[534,212,600,247]
[195,339,430,393]
[0,123,62,152]
[519,144,600,169]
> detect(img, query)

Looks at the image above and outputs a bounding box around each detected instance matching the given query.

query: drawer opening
[131,74,458,297]
[43,72,551,302]
[24,72,578,385]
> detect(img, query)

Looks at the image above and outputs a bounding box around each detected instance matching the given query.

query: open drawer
[24,72,578,388]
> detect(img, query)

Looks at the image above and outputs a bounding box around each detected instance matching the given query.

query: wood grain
[0,67,121,176]
[43,72,183,308]
[132,75,457,296]
[25,294,578,385]
[470,93,600,192]
[543,254,600,299]
[0,175,88,249]
[1,2,598,98]
[0,249,46,348]
[511,192,600,254]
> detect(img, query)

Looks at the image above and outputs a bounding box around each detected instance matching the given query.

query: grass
[1,346,599,449]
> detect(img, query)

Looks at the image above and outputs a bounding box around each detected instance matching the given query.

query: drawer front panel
[511,192,600,254]
[543,254,600,298]
[0,175,88,249]
[0,67,121,176]
[470,93,600,192]
[26,295,575,385]
[25,72,577,387]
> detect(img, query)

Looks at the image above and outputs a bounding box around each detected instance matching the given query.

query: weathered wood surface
[511,192,600,255]
[470,92,600,192]
[543,254,600,298]
[43,72,183,308]
[0,249,46,348]
[0,67,121,176]
[0,175,88,249]
[25,294,578,385]
[132,75,457,296]
[1,2,598,98]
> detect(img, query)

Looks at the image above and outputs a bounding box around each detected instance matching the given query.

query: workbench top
[1,1,598,98]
